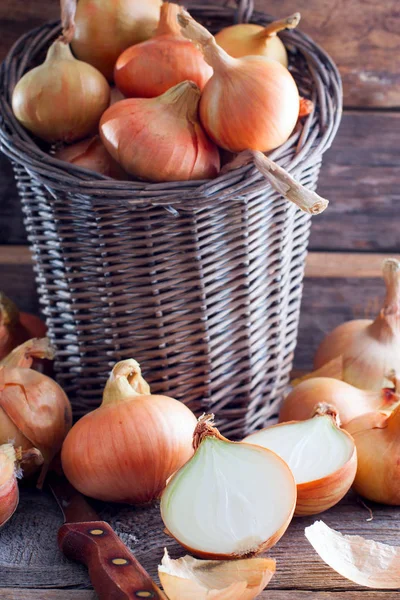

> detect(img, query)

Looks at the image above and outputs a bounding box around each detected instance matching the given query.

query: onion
[306,521,400,589]
[178,9,300,153]
[314,259,400,391]
[54,136,127,179]
[160,415,296,559]
[158,549,276,600]
[12,40,110,143]
[345,404,400,504]
[67,0,162,81]
[115,2,213,98]
[215,13,300,67]
[291,356,344,387]
[245,404,357,516]
[100,81,220,182]
[0,339,72,486]
[279,377,398,426]
[0,293,46,362]
[61,359,197,504]
[0,444,20,528]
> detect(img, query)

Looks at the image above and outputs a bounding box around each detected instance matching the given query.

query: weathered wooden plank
[3,247,400,278]
[1,487,398,591]
[0,591,394,600]
[1,112,399,249]
[0,0,399,107]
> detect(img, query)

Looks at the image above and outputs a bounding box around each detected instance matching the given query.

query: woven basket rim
[0,4,342,209]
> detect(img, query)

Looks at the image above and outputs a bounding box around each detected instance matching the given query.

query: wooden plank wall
[0,0,399,375]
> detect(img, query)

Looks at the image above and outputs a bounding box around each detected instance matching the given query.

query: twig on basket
[221,150,329,215]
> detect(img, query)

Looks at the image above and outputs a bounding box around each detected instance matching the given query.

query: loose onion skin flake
[158,549,276,600]
[245,404,357,516]
[0,293,46,362]
[306,521,400,589]
[160,415,296,560]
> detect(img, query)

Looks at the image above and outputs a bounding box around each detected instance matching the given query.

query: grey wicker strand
[0,1,342,438]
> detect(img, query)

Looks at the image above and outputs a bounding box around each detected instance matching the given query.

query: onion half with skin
[161,415,296,559]
[178,10,300,153]
[245,405,357,516]
[278,377,399,426]
[158,548,276,600]
[314,259,400,391]
[215,13,300,66]
[61,359,197,504]
[345,404,400,505]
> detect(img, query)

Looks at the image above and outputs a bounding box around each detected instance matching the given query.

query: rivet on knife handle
[58,520,167,600]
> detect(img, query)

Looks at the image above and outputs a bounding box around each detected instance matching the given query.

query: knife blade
[48,471,167,600]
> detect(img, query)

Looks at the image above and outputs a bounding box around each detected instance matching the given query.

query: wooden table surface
[1,0,399,598]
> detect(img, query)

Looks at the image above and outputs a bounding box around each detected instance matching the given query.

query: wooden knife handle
[58,520,167,600]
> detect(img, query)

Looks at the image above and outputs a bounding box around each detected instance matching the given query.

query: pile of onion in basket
[10,0,330,215]
[3,258,400,596]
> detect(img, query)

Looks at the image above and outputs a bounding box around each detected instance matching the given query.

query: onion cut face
[245,405,357,516]
[161,416,296,559]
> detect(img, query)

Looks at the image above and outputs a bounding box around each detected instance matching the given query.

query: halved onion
[160,415,296,559]
[158,548,276,599]
[244,405,357,516]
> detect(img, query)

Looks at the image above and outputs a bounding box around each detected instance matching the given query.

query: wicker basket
[0,0,342,438]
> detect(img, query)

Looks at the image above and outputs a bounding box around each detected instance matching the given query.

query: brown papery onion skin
[55,136,127,180]
[0,293,46,362]
[178,10,299,153]
[115,3,213,98]
[61,359,197,504]
[215,13,300,67]
[314,259,400,391]
[12,40,110,143]
[100,81,220,182]
[279,377,399,426]
[71,0,162,81]
[0,339,72,486]
[345,405,400,504]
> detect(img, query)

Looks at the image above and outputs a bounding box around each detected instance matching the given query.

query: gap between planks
[2,246,400,279]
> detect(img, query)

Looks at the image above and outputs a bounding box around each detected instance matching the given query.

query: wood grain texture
[0,0,399,107]
[0,592,395,600]
[1,112,399,250]
[1,488,399,592]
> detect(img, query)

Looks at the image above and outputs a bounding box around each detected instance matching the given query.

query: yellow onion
[158,549,276,600]
[68,0,162,81]
[161,415,296,559]
[115,2,212,98]
[314,259,400,391]
[0,338,72,486]
[12,40,109,143]
[178,10,300,153]
[215,13,300,67]
[0,293,46,362]
[279,377,398,426]
[61,359,197,504]
[345,404,400,505]
[100,81,220,182]
[245,404,357,516]
[54,136,127,179]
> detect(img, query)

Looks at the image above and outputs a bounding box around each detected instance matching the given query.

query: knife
[48,471,167,600]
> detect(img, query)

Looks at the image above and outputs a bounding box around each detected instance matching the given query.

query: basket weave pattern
[0,1,342,438]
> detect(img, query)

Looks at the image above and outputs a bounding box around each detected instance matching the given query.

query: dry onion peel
[291,356,344,386]
[314,258,400,391]
[215,13,300,66]
[306,520,400,589]
[115,3,212,98]
[0,338,71,487]
[62,359,197,504]
[160,414,296,559]
[158,548,276,600]
[279,377,398,426]
[345,404,400,504]
[178,10,300,154]
[0,293,46,362]
[221,150,328,215]
[245,404,357,516]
